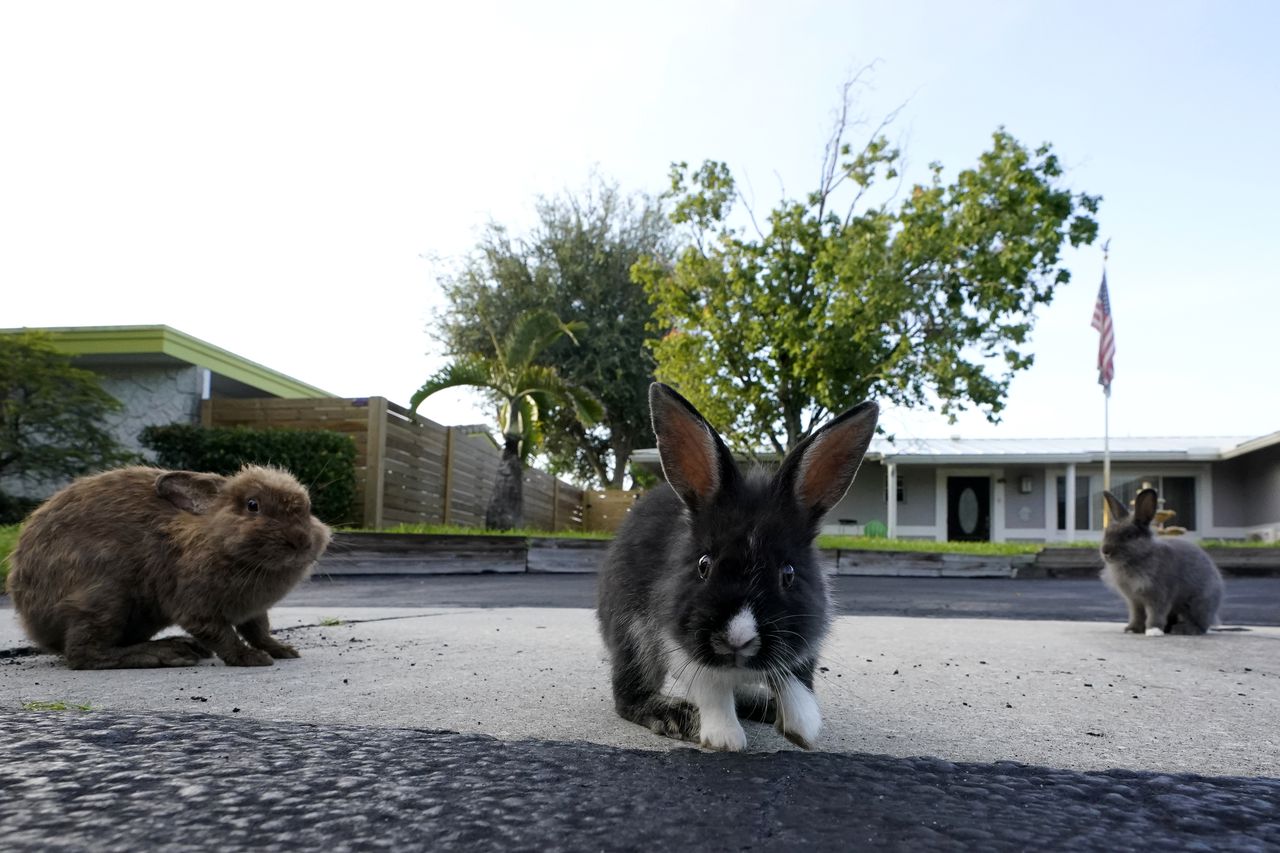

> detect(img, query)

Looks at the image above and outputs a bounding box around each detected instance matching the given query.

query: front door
[947,477,990,541]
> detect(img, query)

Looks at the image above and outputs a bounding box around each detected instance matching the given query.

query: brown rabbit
[6,465,331,669]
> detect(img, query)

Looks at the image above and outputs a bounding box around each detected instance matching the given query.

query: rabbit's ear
[156,471,227,514]
[776,401,879,522]
[650,383,739,510]
[1103,491,1129,524]
[1133,489,1159,527]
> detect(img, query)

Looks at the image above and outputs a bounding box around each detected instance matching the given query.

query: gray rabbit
[1099,488,1223,635]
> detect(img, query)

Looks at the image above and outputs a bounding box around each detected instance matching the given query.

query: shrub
[0,493,41,525]
[140,423,358,525]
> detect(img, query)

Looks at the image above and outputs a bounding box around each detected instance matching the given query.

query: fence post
[364,396,387,529]
[441,426,455,525]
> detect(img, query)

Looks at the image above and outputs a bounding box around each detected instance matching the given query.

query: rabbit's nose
[712,607,761,659]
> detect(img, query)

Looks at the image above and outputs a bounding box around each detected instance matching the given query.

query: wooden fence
[582,489,643,533]
[201,397,584,531]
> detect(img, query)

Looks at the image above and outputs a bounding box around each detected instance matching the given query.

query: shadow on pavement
[3,710,1276,851]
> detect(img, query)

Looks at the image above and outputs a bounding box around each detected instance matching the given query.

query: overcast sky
[3,1,1277,446]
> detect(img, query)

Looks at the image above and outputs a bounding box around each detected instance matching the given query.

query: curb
[317,533,1280,579]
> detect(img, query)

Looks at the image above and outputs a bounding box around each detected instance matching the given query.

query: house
[1,325,331,498]
[633,432,1280,544]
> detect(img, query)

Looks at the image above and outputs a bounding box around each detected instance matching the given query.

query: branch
[736,186,768,242]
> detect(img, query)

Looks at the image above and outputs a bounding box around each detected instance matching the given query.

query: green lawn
[0,524,20,589]
[372,523,613,541]
[815,534,1046,555]
[2,522,1272,592]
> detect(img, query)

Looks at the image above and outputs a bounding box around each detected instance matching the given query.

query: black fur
[597,383,877,749]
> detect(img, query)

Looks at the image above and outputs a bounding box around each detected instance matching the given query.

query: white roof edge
[879,453,1225,465]
[1219,430,1280,460]
[632,434,1278,466]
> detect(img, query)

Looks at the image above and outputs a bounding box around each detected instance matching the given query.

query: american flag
[1091,271,1115,390]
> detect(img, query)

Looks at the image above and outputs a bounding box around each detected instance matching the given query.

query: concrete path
[2,592,1278,849]
[281,572,1280,625]
[3,606,1277,777]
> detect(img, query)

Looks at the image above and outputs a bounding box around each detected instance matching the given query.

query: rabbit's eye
[246,498,260,514]
[697,554,712,580]
[781,563,796,588]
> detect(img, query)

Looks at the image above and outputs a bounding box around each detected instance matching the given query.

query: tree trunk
[485,433,524,530]
[608,437,631,490]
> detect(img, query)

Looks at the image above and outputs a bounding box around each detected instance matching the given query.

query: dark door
[947,477,990,541]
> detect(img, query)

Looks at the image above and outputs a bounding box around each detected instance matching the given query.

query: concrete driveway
[2,579,1278,850]
[3,603,1277,777]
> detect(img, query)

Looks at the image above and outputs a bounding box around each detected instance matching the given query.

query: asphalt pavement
[285,572,1280,625]
[2,574,1278,851]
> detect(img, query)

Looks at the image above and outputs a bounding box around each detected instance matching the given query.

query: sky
[3,0,1278,451]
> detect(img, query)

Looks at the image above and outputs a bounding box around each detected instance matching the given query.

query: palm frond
[563,383,604,426]
[503,309,579,373]
[409,359,497,413]
[516,366,603,427]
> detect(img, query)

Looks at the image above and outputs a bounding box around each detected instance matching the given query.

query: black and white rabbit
[597,383,878,751]
[1100,488,1223,636]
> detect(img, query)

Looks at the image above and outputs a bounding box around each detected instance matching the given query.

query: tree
[635,84,1100,455]
[0,332,132,496]
[410,310,603,530]
[433,178,674,488]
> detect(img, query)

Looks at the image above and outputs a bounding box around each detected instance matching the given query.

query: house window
[1055,476,1090,531]
[1112,475,1197,531]
[884,480,905,503]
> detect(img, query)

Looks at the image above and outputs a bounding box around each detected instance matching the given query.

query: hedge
[0,493,41,526]
[140,423,358,525]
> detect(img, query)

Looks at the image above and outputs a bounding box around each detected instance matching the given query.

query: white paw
[777,676,822,749]
[1145,627,1165,637]
[700,717,748,752]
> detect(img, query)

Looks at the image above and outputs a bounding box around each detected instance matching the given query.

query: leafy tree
[635,86,1100,454]
[434,178,674,488]
[0,332,132,500]
[411,310,603,530]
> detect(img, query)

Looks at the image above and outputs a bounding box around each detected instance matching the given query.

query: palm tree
[410,310,602,530]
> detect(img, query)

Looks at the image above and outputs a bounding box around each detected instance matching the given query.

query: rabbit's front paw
[777,676,822,750]
[1144,627,1165,637]
[700,717,748,752]
[221,647,274,667]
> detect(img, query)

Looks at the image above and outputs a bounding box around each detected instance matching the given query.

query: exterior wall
[1004,467,1046,530]
[897,465,937,527]
[1214,444,1280,536]
[1,364,204,500]
[822,463,936,533]
[825,454,1274,543]
[95,365,204,456]
[1212,458,1248,527]
[1250,445,1280,530]
[826,467,887,531]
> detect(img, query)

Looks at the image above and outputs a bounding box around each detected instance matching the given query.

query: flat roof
[1,325,332,399]
[632,432,1279,469]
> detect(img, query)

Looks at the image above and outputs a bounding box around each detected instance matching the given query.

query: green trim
[0,325,332,399]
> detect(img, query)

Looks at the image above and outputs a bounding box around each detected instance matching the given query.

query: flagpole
[1101,240,1112,526]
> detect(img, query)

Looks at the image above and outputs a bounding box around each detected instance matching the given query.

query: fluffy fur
[1099,489,1223,636]
[597,383,878,751]
[6,465,331,668]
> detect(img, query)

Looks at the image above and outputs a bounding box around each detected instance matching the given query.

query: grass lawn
[0,524,20,589]
[2,522,1272,591]
[373,523,613,540]
[814,534,1045,555]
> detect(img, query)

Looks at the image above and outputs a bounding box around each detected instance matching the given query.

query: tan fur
[6,465,331,669]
